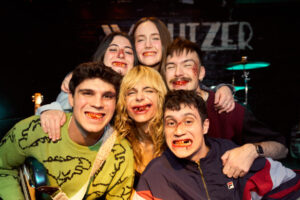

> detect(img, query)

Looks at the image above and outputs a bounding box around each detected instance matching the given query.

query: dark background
[1,0,300,149]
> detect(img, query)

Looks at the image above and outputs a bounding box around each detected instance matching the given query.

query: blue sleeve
[35,91,72,115]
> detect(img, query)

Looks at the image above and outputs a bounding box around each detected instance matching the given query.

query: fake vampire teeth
[112,61,127,68]
[132,104,151,113]
[172,139,192,147]
[143,51,156,56]
[86,112,105,120]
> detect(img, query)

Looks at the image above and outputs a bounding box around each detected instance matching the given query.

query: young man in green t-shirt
[0,62,134,200]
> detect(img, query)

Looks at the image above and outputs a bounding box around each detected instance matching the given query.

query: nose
[117,49,125,58]
[174,122,185,136]
[175,66,184,77]
[91,95,104,109]
[145,38,153,48]
[136,91,145,102]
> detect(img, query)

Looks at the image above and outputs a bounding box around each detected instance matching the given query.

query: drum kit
[225,56,270,106]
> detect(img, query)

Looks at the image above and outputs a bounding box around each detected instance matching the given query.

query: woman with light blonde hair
[115,65,167,177]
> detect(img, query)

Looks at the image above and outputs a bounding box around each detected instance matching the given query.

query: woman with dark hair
[130,17,171,72]
[37,32,137,140]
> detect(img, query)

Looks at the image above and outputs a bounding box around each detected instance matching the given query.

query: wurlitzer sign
[101,21,253,52]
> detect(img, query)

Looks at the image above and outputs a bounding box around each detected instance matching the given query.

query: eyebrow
[109,43,133,49]
[166,59,196,66]
[136,33,160,37]
[164,112,197,120]
[166,61,175,65]
[103,91,116,97]
[78,88,116,95]
[143,86,155,90]
[182,59,196,64]
[78,88,93,93]
[128,86,155,91]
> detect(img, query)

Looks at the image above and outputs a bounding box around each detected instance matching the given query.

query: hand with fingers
[221,143,258,178]
[40,110,66,141]
[214,86,235,114]
[61,73,72,93]
[52,192,69,200]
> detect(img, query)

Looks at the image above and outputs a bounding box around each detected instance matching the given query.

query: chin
[133,118,152,124]
[142,60,159,66]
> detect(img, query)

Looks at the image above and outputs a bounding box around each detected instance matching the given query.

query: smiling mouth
[132,104,152,113]
[86,112,105,120]
[173,80,189,86]
[112,61,127,68]
[143,51,156,56]
[172,139,192,147]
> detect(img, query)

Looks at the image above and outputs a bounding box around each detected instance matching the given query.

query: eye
[82,91,93,96]
[184,64,193,68]
[127,90,136,96]
[152,37,160,41]
[108,48,117,52]
[103,94,115,99]
[136,38,145,43]
[166,120,176,127]
[103,92,116,99]
[145,88,155,93]
[184,118,194,126]
[166,65,175,70]
[125,50,133,55]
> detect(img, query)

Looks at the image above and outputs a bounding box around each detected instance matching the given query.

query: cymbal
[226,61,270,70]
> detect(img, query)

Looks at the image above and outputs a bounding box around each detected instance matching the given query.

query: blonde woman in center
[115,65,167,185]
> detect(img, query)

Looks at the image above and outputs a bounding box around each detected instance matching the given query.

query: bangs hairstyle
[164,90,208,124]
[69,61,122,97]
[92,31,138,66]
[131,17,171,72]
[161,37,204,77]
[115,65,167,167]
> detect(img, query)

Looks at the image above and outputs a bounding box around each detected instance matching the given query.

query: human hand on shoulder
[40,110,66,141]
[221,143,258,178]
[214,86,235,114]
[61,73,73,93]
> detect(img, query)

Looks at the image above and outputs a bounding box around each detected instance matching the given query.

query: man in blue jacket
[134,90,300,200]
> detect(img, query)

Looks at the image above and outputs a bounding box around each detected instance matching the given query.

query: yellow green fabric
[0,113,134,200]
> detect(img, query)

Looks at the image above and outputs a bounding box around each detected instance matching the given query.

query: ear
[68,92,74,108]
[198,66,206,81]
[203,118,209,135]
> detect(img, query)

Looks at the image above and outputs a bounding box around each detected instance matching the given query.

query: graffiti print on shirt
[43,155,92,186]
[0,127,16,147]
[86,143,131,200]
[18,118,57,150]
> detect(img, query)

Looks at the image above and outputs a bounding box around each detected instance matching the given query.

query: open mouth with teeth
[132,104,152,113]
[172,139,192,147]
[143,51,156,56]
[173,80,189,86]
[86,112,105,120]
[112,61,127,68]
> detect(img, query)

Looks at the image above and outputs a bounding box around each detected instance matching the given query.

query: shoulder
[115,136,132,151]
[12,115,43,134]
[142,152,170,176]
[206,137,238,152]
[111,136,134,161]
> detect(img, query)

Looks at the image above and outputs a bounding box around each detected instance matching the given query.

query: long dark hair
[131,17,172,72]
[92,32,138,66]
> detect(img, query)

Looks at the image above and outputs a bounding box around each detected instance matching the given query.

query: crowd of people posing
[0,17,299,200]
